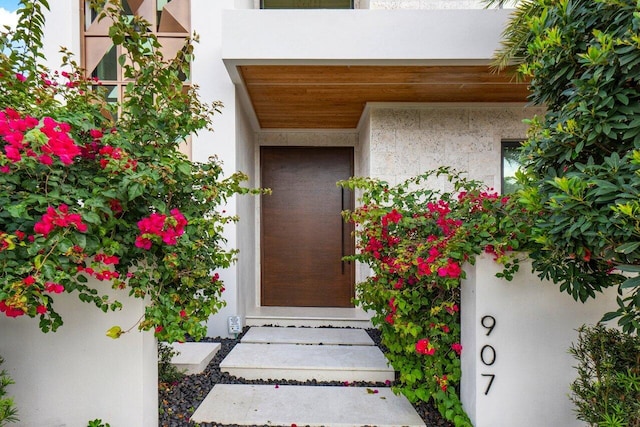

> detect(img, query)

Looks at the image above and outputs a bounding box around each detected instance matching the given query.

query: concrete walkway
[190,326,426,427]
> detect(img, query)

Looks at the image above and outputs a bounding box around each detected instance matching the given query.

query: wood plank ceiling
[239,65,530,129]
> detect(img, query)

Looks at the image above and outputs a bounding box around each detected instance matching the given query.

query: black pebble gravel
[159,327,454,427]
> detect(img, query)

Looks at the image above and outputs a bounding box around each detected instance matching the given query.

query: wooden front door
[261,147,355,307]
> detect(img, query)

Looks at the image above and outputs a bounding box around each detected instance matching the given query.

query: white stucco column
[191,0,243,337]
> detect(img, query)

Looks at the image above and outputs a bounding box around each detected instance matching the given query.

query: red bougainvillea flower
[451,342,463,355]
[445,303,459,315]
[0,300,25,317]
[415,338,436,355]
[36,305,47,314]
[33,204,88,236]
[437,259,462,279]
[135,209,188,249]
[22,275,36,286]
[94,253,119,265]
[437,375,448,392]
[44,282,64,294]
[385,313,395,325]
[381,208,402,226]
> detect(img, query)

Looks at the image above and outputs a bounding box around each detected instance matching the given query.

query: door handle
[341,187,345,274]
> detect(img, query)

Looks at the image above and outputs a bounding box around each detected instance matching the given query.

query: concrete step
[245,306,373,328]
[168,342,220,375]
[241,326,375,346]
[220,342,394,382]
[191,384,426,427]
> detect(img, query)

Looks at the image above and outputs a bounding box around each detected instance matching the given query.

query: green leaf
[127,183,145,201]
[617,264,640,273]
[620,275,640,289]
[615,242,640,254]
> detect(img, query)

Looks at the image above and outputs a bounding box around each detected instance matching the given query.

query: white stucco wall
[363,104,544,190]
[0,287,157,427]
[235,94,258,318]
[42,0,81,70]
[191,0,245,338]
[461,256,619,427]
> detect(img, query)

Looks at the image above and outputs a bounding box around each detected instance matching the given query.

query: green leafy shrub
[0,357,18,426]
[158,342,185,385]
[494,0,640,332]
[341,167,530,427]
[0,0,262,342]
[570,325,640,427]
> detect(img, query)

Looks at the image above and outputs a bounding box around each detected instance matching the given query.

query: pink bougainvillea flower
[15,73,26,82]
[437,259,462,279]
[135,236,153,250]
[38,154,53,165]
[417,257,431,276]
[4,145,22,162]
[36,305,47,315]
[22,275,36,286]
[381,208,402,226]
[179,310,186,318]
[415,338,436,355]
[445,303,459,315]
[451,342,463,356]
[44,282,64,294]
[384,313,394,325]
[437,375,448,392]
[34,205,88,236]
[0,300,25,317]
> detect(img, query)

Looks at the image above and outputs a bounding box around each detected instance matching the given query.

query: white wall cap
[221,8,511,66]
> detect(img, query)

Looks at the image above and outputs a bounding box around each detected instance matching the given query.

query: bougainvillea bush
[0,0,260,342]
[341,168,530,427]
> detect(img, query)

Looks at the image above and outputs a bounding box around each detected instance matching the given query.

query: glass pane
[90,85,119,121]
[501,141,523,194]
[85,1,102,31]
[90,45,118,82]
[122,0,134,16]
[262,0,353,9]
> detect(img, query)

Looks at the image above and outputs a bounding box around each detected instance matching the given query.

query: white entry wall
[461,255,619,427]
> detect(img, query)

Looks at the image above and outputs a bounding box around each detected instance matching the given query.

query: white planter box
[461,255,618,427]
[0,283,157,427]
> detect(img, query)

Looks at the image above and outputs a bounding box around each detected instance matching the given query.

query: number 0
[480,344,496,366]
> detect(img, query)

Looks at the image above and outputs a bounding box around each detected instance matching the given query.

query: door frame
[254,137,359,308]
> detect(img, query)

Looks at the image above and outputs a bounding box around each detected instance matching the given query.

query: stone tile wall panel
[366,105,544,190]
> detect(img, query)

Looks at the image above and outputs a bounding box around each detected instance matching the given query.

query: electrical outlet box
[227,316,242,334]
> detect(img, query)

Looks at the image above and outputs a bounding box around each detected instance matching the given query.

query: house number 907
[480,315,496,395]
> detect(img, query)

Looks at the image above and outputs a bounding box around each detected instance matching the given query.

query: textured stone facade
[363,105,544,191]
[368,0,492,9]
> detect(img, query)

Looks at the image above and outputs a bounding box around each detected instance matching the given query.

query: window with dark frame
[261,0,354,9]
[501,140,524,195]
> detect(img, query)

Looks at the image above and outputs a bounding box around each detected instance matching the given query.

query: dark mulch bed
[159,327,454,427]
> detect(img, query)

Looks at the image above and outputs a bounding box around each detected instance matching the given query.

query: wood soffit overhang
[238,65,530,129]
